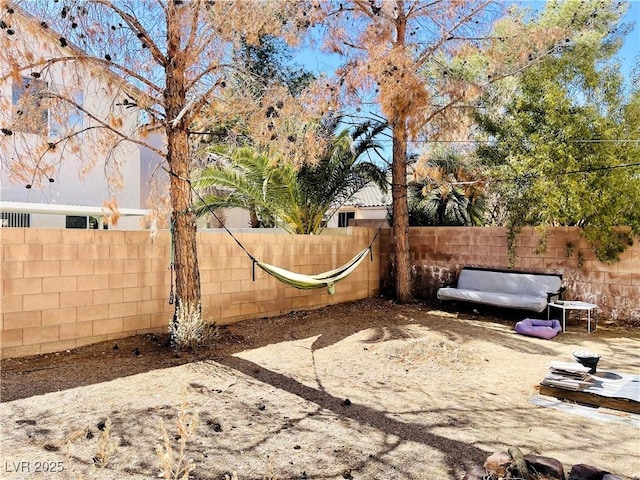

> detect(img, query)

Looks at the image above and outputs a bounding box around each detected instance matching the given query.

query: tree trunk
[391,120,412,302]
[249,207,260,228]
[168,129,201,311]
[507,446,530,479]
[165,5,201,318]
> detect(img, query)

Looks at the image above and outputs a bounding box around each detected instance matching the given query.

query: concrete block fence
[2,225,638,358]
[1,227,380,358]
[377,226,639,326]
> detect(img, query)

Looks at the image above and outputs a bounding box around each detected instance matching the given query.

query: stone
[484,451,512,478]
[463,465,487,480]
[602,475,624,480]
[569,464,610,480]
[525,454,565,479]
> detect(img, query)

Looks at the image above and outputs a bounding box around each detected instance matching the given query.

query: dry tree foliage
[320,0,571,144]
[202,0,306,47]
[144,175,173,230]
[0,0,324,206]
[194,78,338,170]
[244,83,339,167]
[102,197,120,226]
[0,0,146,194]
[362,46,429,137]
[1,0,325,313]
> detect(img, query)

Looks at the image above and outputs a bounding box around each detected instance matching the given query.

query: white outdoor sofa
[436,267,564,313]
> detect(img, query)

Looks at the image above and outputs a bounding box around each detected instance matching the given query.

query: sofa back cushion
[457,268,561,297]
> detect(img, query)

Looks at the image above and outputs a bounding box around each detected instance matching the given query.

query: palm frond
[194,119,387,234]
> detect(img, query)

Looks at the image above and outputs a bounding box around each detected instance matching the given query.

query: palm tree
[194,146,293,229]
[194,119,388,234]
[408,149,486,226]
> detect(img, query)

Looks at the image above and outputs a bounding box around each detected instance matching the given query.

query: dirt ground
[1,298,639,480]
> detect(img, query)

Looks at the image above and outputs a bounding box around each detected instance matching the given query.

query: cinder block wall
[1,228,380,358]
[378,226,639,326]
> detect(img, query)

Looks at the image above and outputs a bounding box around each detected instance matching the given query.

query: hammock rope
[166,168,386,295]
[168,219,175,305]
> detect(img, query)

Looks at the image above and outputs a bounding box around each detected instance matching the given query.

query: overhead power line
[490,161,640,185]
[573,139,640,143]
[556,161,640,175]
[409,139,640,144]
[413,161,640,189]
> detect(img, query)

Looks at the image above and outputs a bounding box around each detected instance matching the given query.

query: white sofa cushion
[456,269,562,297]
[436,288,548,312]
[437,268,563,313]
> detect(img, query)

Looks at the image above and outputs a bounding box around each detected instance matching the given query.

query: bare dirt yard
[1,298,639,480]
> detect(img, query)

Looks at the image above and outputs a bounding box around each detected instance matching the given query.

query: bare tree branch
[89,0,167,67]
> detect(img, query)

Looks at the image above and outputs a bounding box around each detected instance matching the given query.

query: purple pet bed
[515,318,562,339]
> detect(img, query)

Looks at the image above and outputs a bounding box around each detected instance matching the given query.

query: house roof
[0,201,148,217]
[343,182,391,208]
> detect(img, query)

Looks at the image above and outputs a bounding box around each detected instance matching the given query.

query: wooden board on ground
[538,384,640,414]
[539,370,640,415]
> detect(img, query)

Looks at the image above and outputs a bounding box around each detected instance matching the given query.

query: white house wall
[325,206,389,228]
[0,7,145,229]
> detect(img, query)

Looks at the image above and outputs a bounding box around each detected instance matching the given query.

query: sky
[619,0,639,80]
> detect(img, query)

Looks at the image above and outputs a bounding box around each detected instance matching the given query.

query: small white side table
[548,301,598,333]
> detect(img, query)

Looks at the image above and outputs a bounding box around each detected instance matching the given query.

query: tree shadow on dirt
[3,298,637,403]
[4,343,638,480]
[217,355,488,478]
[284,299,566,360]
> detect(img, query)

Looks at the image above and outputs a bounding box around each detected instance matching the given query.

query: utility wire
[573,139,640,143]
[408,139,640,144]
[553,161,640,175]
[500,161,640,181]
[422,161,640,188]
